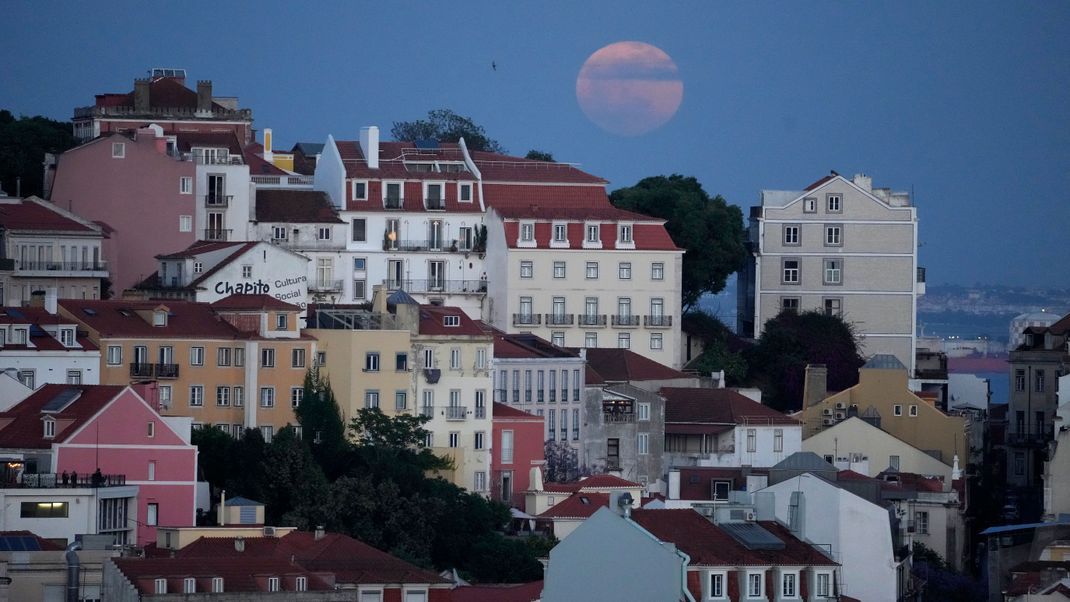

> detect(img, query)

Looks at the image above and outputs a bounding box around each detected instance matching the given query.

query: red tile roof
[254,190,343,223]
[0,199,96,233]
[492,403,542,420]
[538,492,610,519]
[175,132,243,155]
[156,240,250,260]
[542,474,642,493]
[676,467,761,500]
[630,509,838,567]
[59,299,245,340]
[453,580,543,602]
[111,557,334,593]
[472,151,606,185]
[583,348,690,383]
[482,183,610,209]
[243,143,288,176]
[804,174,838,192]
[661,387,800,426]
[210,294,301,312]
[95,77,233,113]
[0,384,126,449]
[493,332,579,359]
[417,305,487,337]
[172,531,448,585]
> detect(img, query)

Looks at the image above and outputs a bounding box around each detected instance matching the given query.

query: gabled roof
[583,348,690,383]
[211,294,300,312]
[630,509,838,568]
[223,496,263,507]
[493,332,579,360]
[0,198,98,233]
[538,492,610,519]
[661,388,799,426]
[771,452,838,472]
[542,474,642,493]
[417,305,486,337]
[111,557,333,593]
[492,403,541,420]
[254,190,343,223]
[675,467,763,501]
[0,384,126,449]
[156,240,250,260]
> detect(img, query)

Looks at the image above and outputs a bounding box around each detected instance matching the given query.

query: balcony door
[158,346,173,365]
[428,260,445,290]
[207,174,225,204]
[207,212,225,240]
[133,346,148,366]
[387,260,404,289]
[428,220,443,251]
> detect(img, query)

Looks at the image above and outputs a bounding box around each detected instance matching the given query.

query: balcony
[4,472,127,489]
[204,194,231,207]
[578,314,607,327]
[545,313,575,326]
[203,229,232,242]
[644,315,673,328]
[385,279,486,295]
[268,237,343,251]
[309,279,344,293]
[425,198,445,211]
[130,363,154,378]
[181,152,243,166]
[251,174,313,187]
[384,197,403,210]
[1007,430,1054,447]
[14,260,108,275]
[391,240,461,253]
[475,406,486,419]
[445,406,468,421]
[611,315,640,327]
[513,313,541,326]
[155,363,179,379]
[603,411,636,423]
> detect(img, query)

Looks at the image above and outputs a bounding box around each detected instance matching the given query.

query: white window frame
[154,578,167,594]
[782,258,800,284]
[551,222,569,247]
[383,181,404,207]
[618,262,632,280]
[583,222,602,248]
[783,224,800,245]
[803,197,817,213]
[650,332,663,350]
[519,221,535,246]
[815,571,832,597]
[458,182,473,203]
[637,402,651,421]
[585,261,598,279]
[351,179,368,201]
[212,577,224,593]
[260,387,275,408]
[651,262,665,280]
[637,432,649,455]
[747,571,764,598]
[781,571,798,598]
[553,261,566,278]
[267,577,280,592]
[180,176,193,194]
[179,215,192,232]
[520,260,534,279]
[827,193,842,213]
[617,223,634,247]
[823,259,842,285]
[708,570,728,599]
[106,345,122,365]
[111,142,125,158]
[893,404,903,416]
[184,577,196,594]
[825,225,843,246]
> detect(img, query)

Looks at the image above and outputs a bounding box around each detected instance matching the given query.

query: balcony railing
[392,240,454,252]
[1007,430,1053,447]
[513,313,541,326]
[445,406,468,421]
[155,363,179,379]
[5,472,127,489]
[204,195,231,207]
[603,411,636,423]
[203,229,232,242]
[420,406,434,418]
[475,406,486,419]
[130,363,154,378]
[309,279,344,292]
[578,314,607,327]
[251,174,314,187]
[385,279,486,294]
[611,315,640,327]
[384,198,403,210]
[268,237,343,251]
[544,313,575,326]
[426,198,445,211]
[15,261,108,273]
[644,315,673,328]
[180,152,244,166]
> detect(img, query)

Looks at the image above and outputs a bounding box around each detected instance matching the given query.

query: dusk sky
[2,1,1067,289]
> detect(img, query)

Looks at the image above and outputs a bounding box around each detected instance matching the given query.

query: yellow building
[59,295,315,439]
[800,355,967,466]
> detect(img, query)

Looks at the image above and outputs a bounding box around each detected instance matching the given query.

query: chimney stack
[196,80,213,115]
[263,128,274,162]
[852,173,872,192]
[134,79,150,112]
[314,525,325,541]
[803,364,828,408]
[359,126,380,169]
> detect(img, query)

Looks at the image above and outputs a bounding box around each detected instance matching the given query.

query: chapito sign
[213,275,308,307]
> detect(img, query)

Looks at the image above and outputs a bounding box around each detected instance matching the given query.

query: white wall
[312,135,345,209]
[803,417,953,480]
[189,243,310,308]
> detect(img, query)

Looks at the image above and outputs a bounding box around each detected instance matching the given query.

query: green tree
[609,175,746,310]
[294,370,347,476]
[682,310,749,382]
[226,427,269,503]
[391,109,505,153]
[261,426,329,526]
[191,426,236,496]
[524,149,554,162]
[0,110,77,197]
[745,310,865,412]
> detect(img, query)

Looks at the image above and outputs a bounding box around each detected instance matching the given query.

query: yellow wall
[801,367,967,465]
[308,328,414,422]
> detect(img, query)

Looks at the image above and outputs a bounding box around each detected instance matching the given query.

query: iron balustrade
[384,198,403,209]
[130,363,154,378]
[578,314,607,327]
[644,315,673,327]
[445,406,468,421]
[425,199,445,210]
[475,406,486,419]
[385,279,486,294]
[204,195,231,207]
[309,279,344,292]
[15,261,108,272]
[203,229,232,241]
[611,315,640,327]
[10,473,127,488]
[155,363,180,379]
[544,313,575,326]
[513,313,541,326]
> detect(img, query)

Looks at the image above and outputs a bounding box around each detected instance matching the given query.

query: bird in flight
[492,61,497,71]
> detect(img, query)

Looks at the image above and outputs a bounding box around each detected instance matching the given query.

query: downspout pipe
[65,541,82,602]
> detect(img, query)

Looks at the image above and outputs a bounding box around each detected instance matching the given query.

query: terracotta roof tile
[175,132,243,155]
[111,557,334,593]
[583,348,690,383]
[210,294,301,312]
[493,332,579,359]
[453,580,543,602]
[254,190,343,224]
[538,492,609,519]
[661,387,799,426]
[0,384,126,449]
[0,199,96,233]
[417,305,487,337]
[59,299,245,339]
[492,403,541,420]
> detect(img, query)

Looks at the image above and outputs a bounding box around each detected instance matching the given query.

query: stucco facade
[803,416,954,480]
[740,173,922,373]
[582,383,665,487]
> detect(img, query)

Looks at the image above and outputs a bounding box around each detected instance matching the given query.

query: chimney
[234,537,245,553]
[134,79,150,112]
[359,126,380,169]
[263,128,274,163]
[853,173,872,192]
[29,290,46,309]
[196,80,213,114]
[611,491,634,518]
[314,525,325,540]
[803,364,828,408]
[530,467,544,491]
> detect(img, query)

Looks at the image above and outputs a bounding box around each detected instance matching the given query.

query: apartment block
[739,172,923,373]
[0,303,101,390]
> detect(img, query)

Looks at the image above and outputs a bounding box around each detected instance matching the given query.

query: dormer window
[1025,333,1034,347]
[351,180,368,201]
[193,261,203,274]
[43,418,55,439]
[458,182,473,203]
[443,315,460,327]
[518,222,535,247]
[617,223,634,248]
[586,224,600,243]
[424,182,445,210]
[152,310,167,327]
[276,314,288,330]
[583,222,603,249]
[384,182,403,209]
[59,329,75,347]
[318,227,331,240]
[553,223,567,242]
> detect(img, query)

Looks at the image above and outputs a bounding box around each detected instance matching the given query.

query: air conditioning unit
[262,527,276,537]
[822,408,833,416]
[745,511,756,522]
[834,411,846,420]
[822,418,835,426]
[835,402,847,410]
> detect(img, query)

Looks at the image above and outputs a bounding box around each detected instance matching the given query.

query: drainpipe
[65,541,82,602]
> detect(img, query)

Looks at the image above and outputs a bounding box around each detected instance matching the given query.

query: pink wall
[493,416,544,505]
[50,132,196,291]
[55,388,197,546]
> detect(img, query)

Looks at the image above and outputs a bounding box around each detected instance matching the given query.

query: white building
[0,196,109,306]
[739,172,923,373]
[803,416,955,480]
[759,471,898,602]
[0,304,101,391]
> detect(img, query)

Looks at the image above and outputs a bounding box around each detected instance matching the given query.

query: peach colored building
[58,295,315,439]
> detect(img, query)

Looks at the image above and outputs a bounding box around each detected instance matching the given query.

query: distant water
[976,372,1009,405]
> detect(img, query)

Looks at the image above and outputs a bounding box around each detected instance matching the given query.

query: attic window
[43,418,55,439]
[443,316,460,327]
[153,311,167,327]
[579,496,591,505]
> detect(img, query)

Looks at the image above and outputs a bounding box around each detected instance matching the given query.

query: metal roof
[863,354,907,370]
[719,522,785,550]
[771,452,838,472]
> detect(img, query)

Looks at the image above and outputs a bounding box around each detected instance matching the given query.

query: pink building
[492,402,544,506]
[49,128,196,292]
[0,384,197,546]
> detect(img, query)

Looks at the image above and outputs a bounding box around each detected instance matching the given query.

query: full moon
[576,41,684,136]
